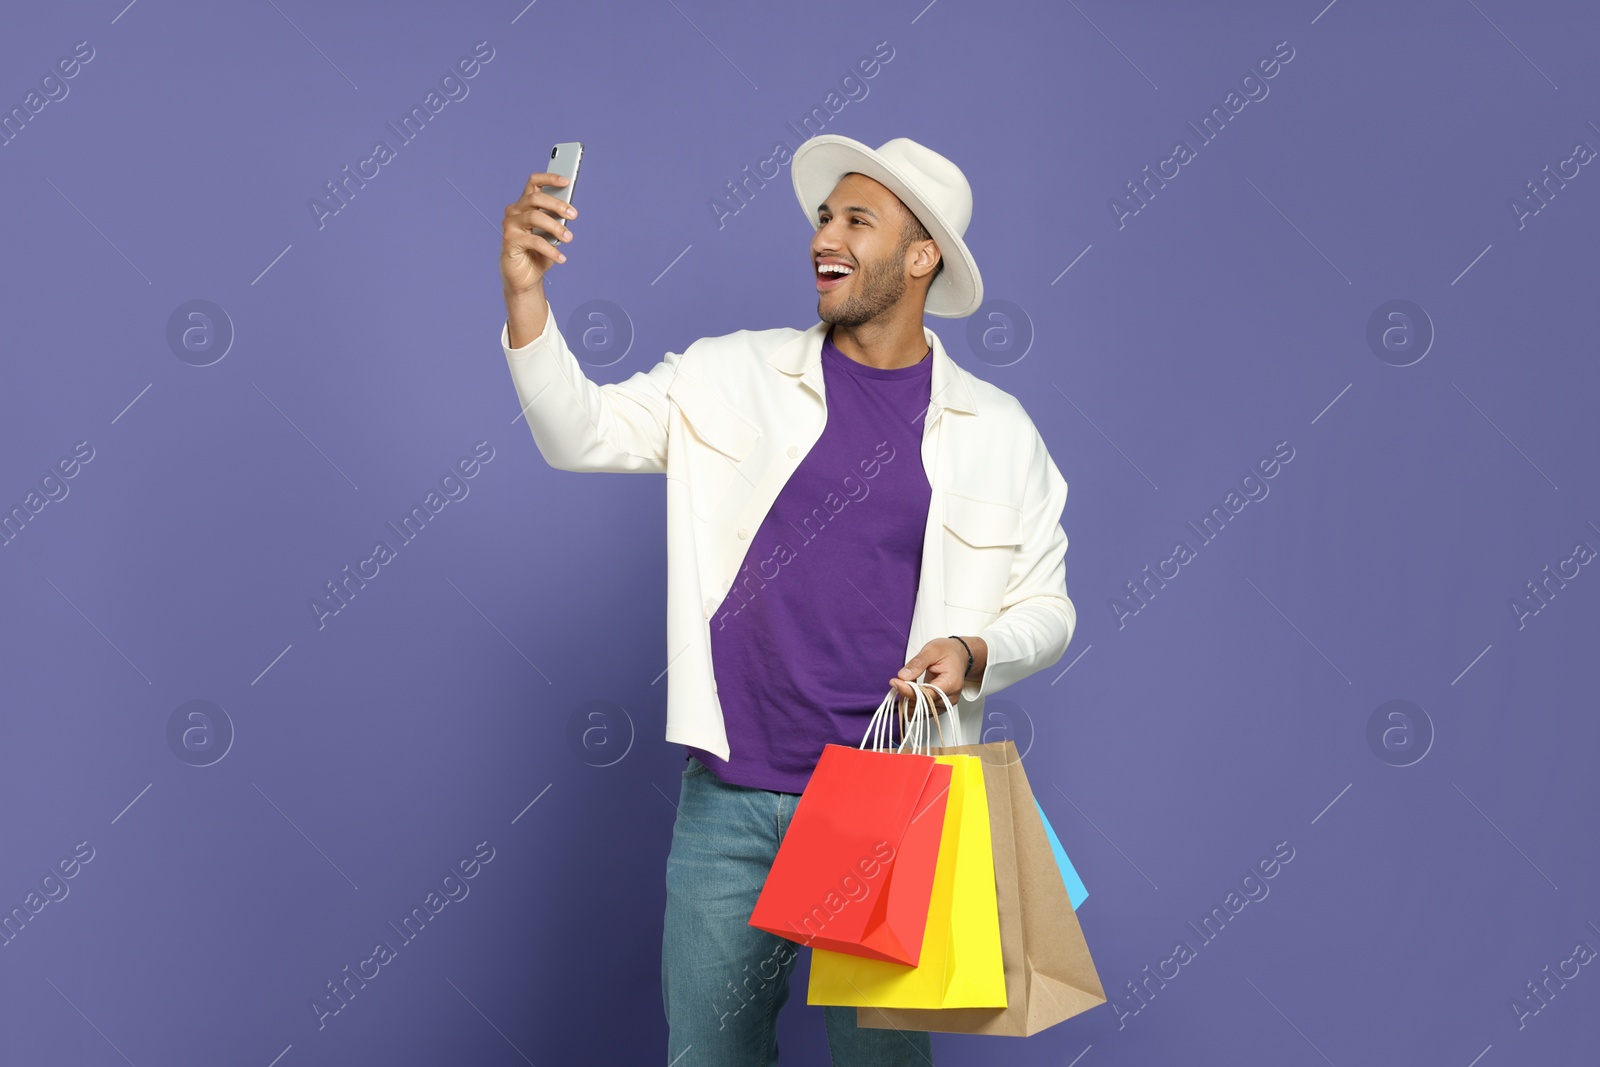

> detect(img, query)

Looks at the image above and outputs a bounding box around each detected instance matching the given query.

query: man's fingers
[502,228,565,265]
[521,171,570,198]
[892,639,964,707]
[888,676,960,715]
[504,192,575,230]
[506,206,573,243]
[501,209,571,260]
[897,655,925,679]
[514,176,578,221]
[501,215,557,247]
[507,188,577,220]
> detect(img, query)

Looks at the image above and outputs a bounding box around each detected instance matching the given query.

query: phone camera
[551,147,558,158]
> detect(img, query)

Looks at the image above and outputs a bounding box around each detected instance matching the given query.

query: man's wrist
[503,280,545,301]
[949,635,987,679]
[504,286,549,349]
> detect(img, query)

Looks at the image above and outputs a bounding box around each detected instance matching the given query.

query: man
[499,135,1076,1065]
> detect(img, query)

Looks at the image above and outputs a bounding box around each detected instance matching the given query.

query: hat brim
[790,135,982,319]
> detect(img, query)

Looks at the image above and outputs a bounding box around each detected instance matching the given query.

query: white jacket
[501,302,1076,761]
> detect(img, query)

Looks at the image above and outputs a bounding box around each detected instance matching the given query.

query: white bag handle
[899,682,935,755]
[860,684,905,753]
[904,681,965,751]
[857,680,965,754]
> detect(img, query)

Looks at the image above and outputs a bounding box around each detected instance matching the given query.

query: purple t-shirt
[685,329,933,793]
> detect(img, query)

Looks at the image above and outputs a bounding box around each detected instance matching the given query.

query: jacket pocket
[669,370,759,461]
[941,489,1022,614]
[668,371,760,520]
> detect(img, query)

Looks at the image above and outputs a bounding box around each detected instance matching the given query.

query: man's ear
[909,240,941,280]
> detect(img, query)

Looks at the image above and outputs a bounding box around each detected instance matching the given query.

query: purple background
[3,1,1598,1064]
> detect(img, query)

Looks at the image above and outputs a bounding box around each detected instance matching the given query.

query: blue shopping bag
[1034,798,1088,909]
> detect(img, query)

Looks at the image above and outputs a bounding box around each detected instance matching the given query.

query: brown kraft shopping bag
[857,739,1107,1036]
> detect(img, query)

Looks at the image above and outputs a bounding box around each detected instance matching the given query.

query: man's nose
[812,221,843,253]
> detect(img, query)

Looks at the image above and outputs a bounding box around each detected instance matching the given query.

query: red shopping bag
[748,689,953,966]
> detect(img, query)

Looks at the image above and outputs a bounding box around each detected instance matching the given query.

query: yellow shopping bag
[807,753,1006,1008]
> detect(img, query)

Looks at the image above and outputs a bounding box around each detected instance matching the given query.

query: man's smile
[816,257,855,292]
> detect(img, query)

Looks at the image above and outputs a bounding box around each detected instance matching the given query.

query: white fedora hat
[790,134,983,319]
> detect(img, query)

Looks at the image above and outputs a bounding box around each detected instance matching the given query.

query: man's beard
[818,244,909,327]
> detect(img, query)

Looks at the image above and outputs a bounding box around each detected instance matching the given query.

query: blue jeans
[662,755,935,1066]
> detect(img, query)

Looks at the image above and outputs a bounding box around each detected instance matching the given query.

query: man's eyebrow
[817,202,878,218]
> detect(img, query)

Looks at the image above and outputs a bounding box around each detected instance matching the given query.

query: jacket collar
[764,320,979,416]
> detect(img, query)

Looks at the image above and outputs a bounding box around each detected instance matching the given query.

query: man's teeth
[818,264,853,275]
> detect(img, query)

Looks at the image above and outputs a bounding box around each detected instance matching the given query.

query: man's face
[810,173,935,327]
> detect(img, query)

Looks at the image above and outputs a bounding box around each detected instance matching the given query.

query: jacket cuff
[960,598,1077,704]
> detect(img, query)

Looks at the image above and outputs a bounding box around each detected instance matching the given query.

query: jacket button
[787,444,799,458]
[737,527,749,539]
[704,596,717,615]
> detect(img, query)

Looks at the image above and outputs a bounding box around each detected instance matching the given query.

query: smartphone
[542,142,584,216]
